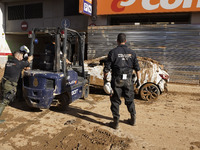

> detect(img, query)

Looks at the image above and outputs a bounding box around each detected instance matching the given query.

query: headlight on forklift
[46,79,55,89]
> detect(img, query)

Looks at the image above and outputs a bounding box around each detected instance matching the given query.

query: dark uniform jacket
[104,44,140,77]
[3,57,29,83]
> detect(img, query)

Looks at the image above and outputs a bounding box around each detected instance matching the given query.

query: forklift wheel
[24,98,41,111]
[83,84,89,99]
[58,93,71,111]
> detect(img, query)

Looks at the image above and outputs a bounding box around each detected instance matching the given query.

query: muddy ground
[0,74,200,150]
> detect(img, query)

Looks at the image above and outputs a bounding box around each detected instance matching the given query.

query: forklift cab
[23,27,90,110]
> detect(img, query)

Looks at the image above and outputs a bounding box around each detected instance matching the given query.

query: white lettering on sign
[160,0,183,9]
[84,2,92,14]
[183,0,193,8]
[197,0,200,7]
[142,0,159,10]
[120,0,200,10]
[22,25,27,27]
[120,0,136,6]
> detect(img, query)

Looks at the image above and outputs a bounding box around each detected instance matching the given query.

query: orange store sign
[97,0,200,15]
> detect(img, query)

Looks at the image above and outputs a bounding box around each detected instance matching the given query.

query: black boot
[128,114,136,126]
[109,117,119,129]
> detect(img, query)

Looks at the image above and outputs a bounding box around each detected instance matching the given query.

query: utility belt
[112,68,133,80]
[112,74,132,80]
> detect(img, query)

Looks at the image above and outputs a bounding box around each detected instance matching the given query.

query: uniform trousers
[1,78,17,105]
[110,76,136,120]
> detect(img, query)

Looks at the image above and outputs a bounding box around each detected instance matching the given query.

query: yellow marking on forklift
[33,78,38,87]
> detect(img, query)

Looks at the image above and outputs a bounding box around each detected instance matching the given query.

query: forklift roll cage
[29,27,86,78]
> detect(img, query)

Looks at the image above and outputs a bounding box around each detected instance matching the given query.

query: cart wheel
[83,84,89,99]
[58,93,71,111]
[140,83,160,101]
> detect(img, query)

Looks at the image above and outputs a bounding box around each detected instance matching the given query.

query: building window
[8,5,24,20]
[25,3,43,19]
[8,3,43,20]
[64,0,80,16]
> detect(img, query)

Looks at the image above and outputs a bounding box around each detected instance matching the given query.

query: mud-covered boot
[109,117,119,129]
[128,114,136,126]
[0,103,6,124]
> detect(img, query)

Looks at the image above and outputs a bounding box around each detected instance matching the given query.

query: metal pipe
[55,33,60,72]
[80,33,86,78]
[63,28,67,77]
[29,29,35,69]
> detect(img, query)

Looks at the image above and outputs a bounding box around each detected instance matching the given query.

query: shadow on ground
[50,105,113,126]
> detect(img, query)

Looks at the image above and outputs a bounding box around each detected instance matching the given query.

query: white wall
[0,3,5,34]
[0,3,10,68]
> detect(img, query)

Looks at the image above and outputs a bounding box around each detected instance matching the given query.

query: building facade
[89,0,200,25]
[0,0,89,67]
[0,0,200,84]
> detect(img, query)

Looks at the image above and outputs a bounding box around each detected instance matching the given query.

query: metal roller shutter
[88,25,200,84]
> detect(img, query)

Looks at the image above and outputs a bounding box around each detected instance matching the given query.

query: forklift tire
[83,84,89,99]
[58,93,71,111]
[24,98,41,111]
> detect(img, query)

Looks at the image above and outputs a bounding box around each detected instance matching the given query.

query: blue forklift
[23,27,90,111]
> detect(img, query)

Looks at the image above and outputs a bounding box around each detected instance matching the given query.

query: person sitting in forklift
[45,39,72,66]
[0,51,33,123]
[66,58,72,65]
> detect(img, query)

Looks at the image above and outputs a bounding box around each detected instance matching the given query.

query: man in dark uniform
[17,45,31,100]
[0,51,33,123]
[44,39,71,71]
[104,33,140,129]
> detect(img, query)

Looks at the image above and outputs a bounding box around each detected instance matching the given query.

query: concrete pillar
[191,13,200,24]
[0,3,11,68]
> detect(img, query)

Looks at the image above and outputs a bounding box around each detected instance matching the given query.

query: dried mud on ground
[0,83,200,150]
